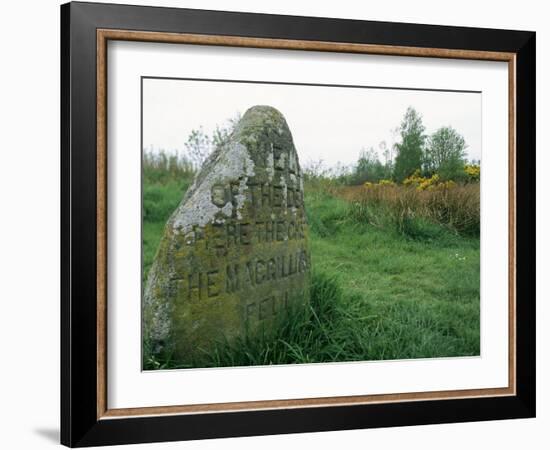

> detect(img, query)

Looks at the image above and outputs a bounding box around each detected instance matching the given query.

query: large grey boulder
[143,105,311,364]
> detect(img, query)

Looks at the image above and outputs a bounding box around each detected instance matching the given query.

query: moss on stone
[143,106,311,365]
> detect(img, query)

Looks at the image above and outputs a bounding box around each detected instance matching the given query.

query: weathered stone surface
[143,105,310,362]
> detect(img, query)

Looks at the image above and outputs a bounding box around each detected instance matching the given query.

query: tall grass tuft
[143,149,195,185]
[341,183,480,238]
[205,270,346,366]
[424,184,480,235]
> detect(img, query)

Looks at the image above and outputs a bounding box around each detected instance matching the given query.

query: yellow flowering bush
[464,164,480,181]
[403,170,449,191]
[363,174,455,191]
[402,169,423,186]
[418,174,440,190]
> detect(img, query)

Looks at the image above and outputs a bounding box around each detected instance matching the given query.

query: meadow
[142,153,480,369]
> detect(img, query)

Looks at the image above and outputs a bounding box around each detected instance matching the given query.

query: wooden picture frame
[61,1,535,447]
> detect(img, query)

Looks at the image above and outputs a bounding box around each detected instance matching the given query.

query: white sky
[143,78,481,168]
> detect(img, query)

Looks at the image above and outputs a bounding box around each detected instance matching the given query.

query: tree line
[349,107,477,185]
[147,107,478,186]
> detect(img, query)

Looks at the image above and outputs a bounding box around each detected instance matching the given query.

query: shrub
[464,164,481,182]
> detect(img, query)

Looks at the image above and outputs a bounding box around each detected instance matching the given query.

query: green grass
[303,191,479,361]
[142,179,191,284]
[142,175,480,369]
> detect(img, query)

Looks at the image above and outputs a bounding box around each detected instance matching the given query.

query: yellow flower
[464,164,480,181]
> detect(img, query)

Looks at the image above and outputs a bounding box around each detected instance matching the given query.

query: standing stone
[143,105,310,363]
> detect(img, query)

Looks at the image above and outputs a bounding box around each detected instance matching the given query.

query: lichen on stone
[143,105,311,364]
[170,141,255,234]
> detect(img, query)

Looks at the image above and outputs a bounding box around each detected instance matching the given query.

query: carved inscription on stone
[143,106,310,361]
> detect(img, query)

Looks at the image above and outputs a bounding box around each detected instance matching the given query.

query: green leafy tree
[379,140,393,180]
[393,107,426,182]
[424,126,467,180]
[184,127,211,169]
[184,113,242,170]
[353,148,386,184]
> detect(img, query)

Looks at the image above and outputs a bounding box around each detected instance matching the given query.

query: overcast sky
[143,78,481,168]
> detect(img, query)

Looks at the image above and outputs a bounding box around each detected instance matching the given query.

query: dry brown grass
[337,183,480,236]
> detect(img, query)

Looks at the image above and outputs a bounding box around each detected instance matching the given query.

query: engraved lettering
[226,264,240,293]
[240,222,251,245]
[211,184,227,207]
[207,270,219,297]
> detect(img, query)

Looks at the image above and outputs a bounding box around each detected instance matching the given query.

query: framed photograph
[61,1,536,447]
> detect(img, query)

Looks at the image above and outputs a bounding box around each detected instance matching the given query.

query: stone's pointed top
[233,105,294,151]
[240,106,288,130]
[242,105,285,119]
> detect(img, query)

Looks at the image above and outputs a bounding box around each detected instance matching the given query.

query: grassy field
[143,172,480,369]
